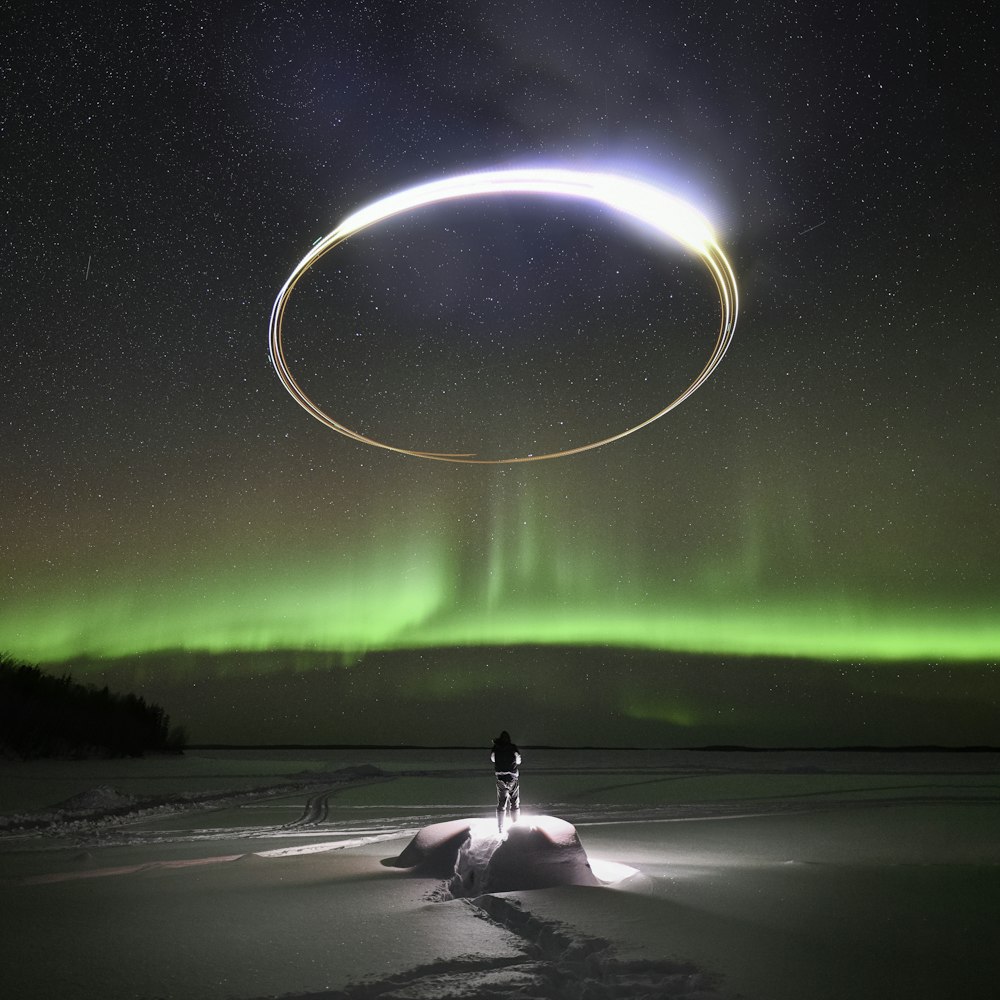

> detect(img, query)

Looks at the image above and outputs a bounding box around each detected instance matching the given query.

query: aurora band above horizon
[269,168,738,463]
[3,541,997,665]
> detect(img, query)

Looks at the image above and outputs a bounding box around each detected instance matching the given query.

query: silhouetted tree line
[0,653,187,759]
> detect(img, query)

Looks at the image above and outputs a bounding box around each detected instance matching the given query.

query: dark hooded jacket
[491,731,521,774]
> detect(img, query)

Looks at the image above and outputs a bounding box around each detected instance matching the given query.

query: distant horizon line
[186,743,1000,753]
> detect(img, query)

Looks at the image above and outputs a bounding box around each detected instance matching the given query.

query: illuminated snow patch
[383,814,626,897]
[588,858,640,883]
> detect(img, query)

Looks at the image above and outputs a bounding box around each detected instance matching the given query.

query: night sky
[3,3,996,746]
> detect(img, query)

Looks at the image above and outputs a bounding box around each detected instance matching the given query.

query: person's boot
[511,808,520,826]
[497,808,505,833]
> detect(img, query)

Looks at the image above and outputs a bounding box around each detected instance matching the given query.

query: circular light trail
[269,167,739,463]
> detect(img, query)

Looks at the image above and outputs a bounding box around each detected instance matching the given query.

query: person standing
[491,730,521,833]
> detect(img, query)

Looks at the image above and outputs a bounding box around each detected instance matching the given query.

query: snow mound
[383,818,476,877]
[52,785,139,811]
[384,816,601,897]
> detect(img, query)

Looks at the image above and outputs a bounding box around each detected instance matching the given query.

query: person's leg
[496,776,509,831]
[509,777,520,824]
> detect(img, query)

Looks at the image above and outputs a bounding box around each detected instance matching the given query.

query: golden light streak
[269,168,739,463]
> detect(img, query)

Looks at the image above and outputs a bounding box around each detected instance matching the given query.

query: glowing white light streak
[269,167,739,463]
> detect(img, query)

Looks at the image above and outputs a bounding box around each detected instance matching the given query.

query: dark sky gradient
[3,3,996,745]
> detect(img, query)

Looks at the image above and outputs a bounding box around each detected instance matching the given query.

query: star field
[2,2,995,745]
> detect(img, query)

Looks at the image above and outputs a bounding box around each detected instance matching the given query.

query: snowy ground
[1,748,998,999]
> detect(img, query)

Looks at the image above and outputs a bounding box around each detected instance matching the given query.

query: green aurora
[4,573,997,665]
[4,468,997,666]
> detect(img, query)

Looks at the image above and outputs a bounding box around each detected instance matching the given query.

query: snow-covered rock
[384,815,600,897]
